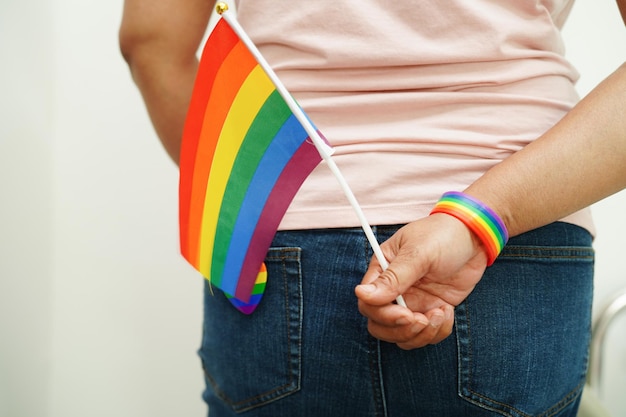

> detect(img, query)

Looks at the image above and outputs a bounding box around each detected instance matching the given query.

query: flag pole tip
[216,2,229,14]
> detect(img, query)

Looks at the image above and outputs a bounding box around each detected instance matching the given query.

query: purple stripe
[227,293,264,315]
[234,140,322,301]
[218,115,307,295]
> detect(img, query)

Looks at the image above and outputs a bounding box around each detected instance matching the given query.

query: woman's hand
[355,213,487,349]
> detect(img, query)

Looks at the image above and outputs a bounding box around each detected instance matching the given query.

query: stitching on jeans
[499,246,594,260]
[204,248,302,412]
[463,379,584,417]
[365,226,388,417]
[368,337,388,417]
[267,247,301,262]
[460,294,588,416]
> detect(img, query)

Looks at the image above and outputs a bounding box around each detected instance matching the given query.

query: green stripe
[251,281,266,295]
[439,195,505,249]
[210,90,291,286]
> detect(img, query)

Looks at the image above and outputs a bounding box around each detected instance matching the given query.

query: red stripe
[179,19,238,259]
[179,19,258,266]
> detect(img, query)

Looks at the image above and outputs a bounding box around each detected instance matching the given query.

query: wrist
[430,191,509,266]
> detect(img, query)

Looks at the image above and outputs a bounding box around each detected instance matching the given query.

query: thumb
[356,254,425,305]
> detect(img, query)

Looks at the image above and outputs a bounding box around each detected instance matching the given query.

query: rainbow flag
[178,16,330,314]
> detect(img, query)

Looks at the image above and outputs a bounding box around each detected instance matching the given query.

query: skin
[120,0,626,350]
[119,0,215,164]
[355,26,626,349]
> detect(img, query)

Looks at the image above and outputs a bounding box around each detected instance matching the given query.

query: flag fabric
[178,16,330,314]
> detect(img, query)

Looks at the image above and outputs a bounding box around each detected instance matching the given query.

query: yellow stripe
[198,65,275,277]
[256,269,268,284]
[438,202,502,252]
[459,206,501,250]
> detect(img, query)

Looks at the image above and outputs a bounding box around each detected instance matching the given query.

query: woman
[120,1,626,415]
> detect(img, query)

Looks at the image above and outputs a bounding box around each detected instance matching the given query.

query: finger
[358,298,432,343]
[396,305,455,349]
[422,305,454,344]
[368,318,429,345]
[355,266,410,306]
[395,308,445,349]
[431,304,455,343]
[357,237,435,306]
[365,311,430,344]
[357,298,415,326]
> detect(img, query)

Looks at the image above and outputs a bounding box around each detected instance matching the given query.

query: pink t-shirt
[235,0,593,233]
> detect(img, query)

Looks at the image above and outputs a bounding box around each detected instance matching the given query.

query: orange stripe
[179,19,238,259]
[431,206,499,264]
[197,65,274,277]
[185,41,258,267]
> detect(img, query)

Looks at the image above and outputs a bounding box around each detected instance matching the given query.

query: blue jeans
[199,222,594,416]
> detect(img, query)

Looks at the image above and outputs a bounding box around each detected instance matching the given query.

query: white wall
[0,1,624,417]
[46,1,206,416]
[1,1,205,416]
[0,2,55,417]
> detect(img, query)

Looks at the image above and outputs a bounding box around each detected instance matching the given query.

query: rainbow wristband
[430,191,509,266]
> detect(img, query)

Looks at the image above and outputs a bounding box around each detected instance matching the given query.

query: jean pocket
[456,244,594,417]
[199,247,303,413]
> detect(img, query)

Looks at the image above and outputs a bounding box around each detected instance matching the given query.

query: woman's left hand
[355,214,488,350]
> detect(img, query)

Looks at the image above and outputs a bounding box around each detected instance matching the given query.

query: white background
[1,1,625,416]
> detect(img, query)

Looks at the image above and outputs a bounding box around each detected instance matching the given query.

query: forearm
[119,0,214,165]
[125,52,199,164]
[464,63,626,237]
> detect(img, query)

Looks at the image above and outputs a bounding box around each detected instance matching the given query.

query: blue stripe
[218,114,309,295]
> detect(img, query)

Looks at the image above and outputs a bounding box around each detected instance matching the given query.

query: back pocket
[199,247,303,413]
[456,243,594,416]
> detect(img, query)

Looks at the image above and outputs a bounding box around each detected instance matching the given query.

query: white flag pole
[217,3,407,308]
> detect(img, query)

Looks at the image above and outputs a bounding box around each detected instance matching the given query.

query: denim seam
[368,337,388,417]
[499,245,594,260]
[203,372,300,412]
[462,380,584,417]
[266,248,302,261]
[366,226,388,417]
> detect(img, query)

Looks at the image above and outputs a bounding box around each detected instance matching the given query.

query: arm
[468,63,626,237]
[119,0,215,164]
[356,10,626,349]
[618,0,626,24]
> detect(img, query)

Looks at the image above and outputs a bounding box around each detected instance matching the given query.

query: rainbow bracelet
[430,191,509,266]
